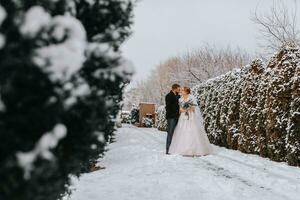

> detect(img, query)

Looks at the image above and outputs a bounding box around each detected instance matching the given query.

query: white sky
[121,0,298,86]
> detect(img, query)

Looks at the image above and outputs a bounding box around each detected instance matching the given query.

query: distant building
[139,103,156,127]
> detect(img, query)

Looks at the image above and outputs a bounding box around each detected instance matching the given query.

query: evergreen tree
[285,45,300,166]
[224,69,245,150]
[265,44,297,162]
[130,104,139,124]
[239,60,264,154]
[0,0,134,199]
[156,106,167,131]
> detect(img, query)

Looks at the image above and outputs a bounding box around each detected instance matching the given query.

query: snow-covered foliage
[0,5,5,26]
[142,116,154,128]
[120,111,131,124]
[16,124,67,179]
[192,44,300,166]
[239,59,265,155]
[0,4,6,49]
[32,14,87,82]
[156,106,167,131]
[20,6,51,38]
[130,104,139,124]
[19,5,87,80]
[0,0,134,199]
[0,96,4,113]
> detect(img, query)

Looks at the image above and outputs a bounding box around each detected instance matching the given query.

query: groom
[165,84,181,154]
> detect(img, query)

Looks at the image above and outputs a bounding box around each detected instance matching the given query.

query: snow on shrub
[16,124,67,179]
[239,59,265,154]
[20,6,87,82]
[142,116,153,128]
[130,104,139,124]
[156,106,167,131]
[192,43,300,166]
[120,111,131,124]
[0,0,134,200]
[0,5,6,49]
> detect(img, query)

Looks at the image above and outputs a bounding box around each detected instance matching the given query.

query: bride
[169,87,213,156]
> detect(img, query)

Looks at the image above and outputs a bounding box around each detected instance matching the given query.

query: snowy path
[65,125,300,200]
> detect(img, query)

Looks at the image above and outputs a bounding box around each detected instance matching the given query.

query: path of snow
[65,125,300,200]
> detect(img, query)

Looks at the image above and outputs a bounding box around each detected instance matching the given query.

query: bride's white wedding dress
[169,95,213,156]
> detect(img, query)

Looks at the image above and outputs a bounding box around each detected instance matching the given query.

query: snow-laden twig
[16,124,67,179]
[20,6,51,38]
[20,6,87,82]
[0,4,7,48]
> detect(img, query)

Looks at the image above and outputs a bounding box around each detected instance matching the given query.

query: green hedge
[192,44,300,166]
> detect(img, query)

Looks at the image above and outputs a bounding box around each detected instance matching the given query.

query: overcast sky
[121,0,298,86]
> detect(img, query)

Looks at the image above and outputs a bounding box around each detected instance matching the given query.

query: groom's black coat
[165,91,180,119]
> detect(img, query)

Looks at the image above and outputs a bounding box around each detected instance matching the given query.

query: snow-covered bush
[239,59,265,154]
[130,104,139,124]
[121,111,131,124]
[264,44,298,162]
[0,0,134,200]
[192,44,300,166]
[156,106,167,131]
[193,67,248,148]
[142,116,154,128]
[286,61,300,166]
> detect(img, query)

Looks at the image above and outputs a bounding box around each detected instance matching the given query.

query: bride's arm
[180,108,186,113]
[187,107,195,112]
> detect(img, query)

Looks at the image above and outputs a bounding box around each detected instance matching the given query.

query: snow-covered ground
[65,125,300,200]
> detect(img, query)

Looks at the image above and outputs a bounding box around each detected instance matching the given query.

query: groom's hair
[172,84,180,90]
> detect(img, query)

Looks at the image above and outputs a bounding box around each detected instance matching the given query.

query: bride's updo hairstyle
[183,87,191,94]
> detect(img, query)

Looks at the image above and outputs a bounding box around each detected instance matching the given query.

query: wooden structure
[139,103,156,127]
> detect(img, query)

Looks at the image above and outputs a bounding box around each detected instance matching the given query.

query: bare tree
[183,45,251,85]
[123,45,252,107]
[252,0,300,54]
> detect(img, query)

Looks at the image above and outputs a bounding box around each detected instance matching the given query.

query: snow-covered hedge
[0,1,134,200]
[156,106,167,131]
[192,44,300,166]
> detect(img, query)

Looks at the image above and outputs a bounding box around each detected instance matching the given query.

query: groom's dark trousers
[165,90,180,154]
[166,118,178,153]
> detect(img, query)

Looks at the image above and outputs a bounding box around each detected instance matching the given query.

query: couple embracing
[165,84,213,156]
